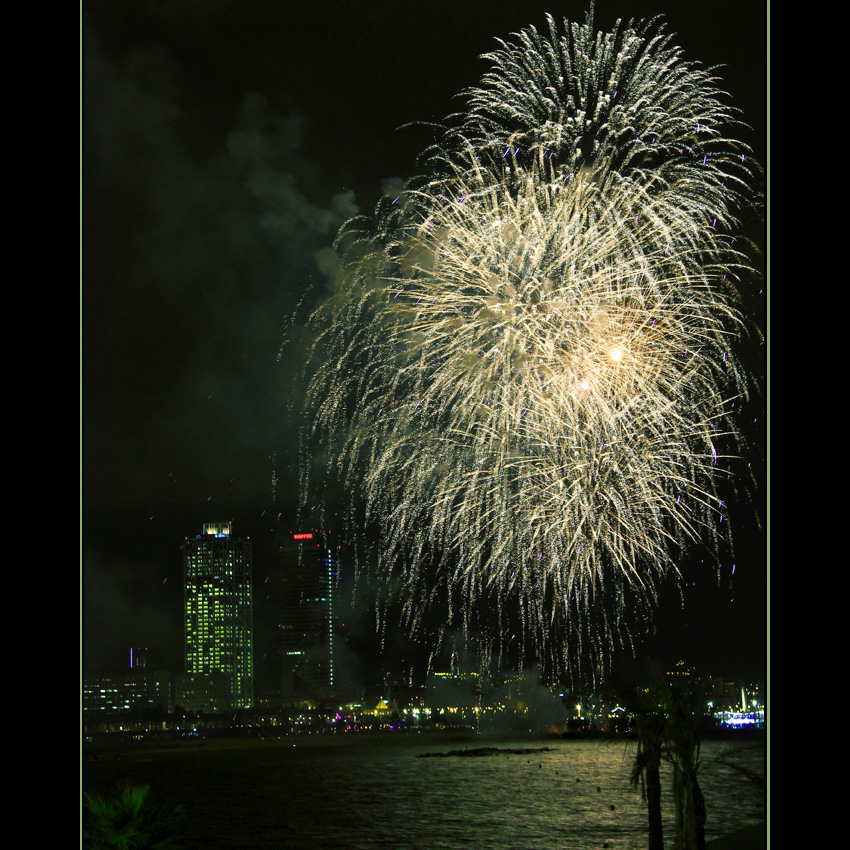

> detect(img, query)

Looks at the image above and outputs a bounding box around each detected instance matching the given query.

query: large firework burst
[300,8,758,681]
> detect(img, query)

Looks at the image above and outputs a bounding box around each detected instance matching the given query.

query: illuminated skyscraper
[183,522,253,709]
[278,529,341,698]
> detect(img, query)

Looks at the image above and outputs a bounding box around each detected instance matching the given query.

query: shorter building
[83,669,174,715]
[174,672,233,714]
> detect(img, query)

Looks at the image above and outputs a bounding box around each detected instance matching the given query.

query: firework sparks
[440,10,755,229]
[300,8,759,681]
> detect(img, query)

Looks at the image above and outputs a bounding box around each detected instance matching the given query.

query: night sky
[82,0,767,692]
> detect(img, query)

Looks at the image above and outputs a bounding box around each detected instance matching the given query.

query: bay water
[83,734,764,849]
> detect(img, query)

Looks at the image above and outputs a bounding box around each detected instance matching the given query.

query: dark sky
[82,0,768,691]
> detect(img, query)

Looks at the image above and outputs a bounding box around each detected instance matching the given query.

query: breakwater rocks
[417,746,553,758]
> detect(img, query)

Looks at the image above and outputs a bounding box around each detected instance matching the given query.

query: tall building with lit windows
[183,522,253,710]
[277,528,341,699]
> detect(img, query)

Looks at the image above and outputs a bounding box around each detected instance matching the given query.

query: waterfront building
[277,528,341,699]
[183,522,253,709]
[83,669,173,714]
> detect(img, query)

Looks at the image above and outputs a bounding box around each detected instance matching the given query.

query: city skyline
[82,0,767,689]
[83,509,765,692]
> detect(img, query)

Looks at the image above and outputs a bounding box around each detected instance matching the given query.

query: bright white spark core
[300,7,758,683]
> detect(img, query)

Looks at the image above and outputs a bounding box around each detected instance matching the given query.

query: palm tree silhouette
[628,682,708,850]
[83,784,183,849]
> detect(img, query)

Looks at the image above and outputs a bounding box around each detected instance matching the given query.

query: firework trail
[301,8,758,681]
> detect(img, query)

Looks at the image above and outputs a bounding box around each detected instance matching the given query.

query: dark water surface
[83,735,764,849]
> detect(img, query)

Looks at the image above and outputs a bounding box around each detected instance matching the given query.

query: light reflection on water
[84,736,764,849]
